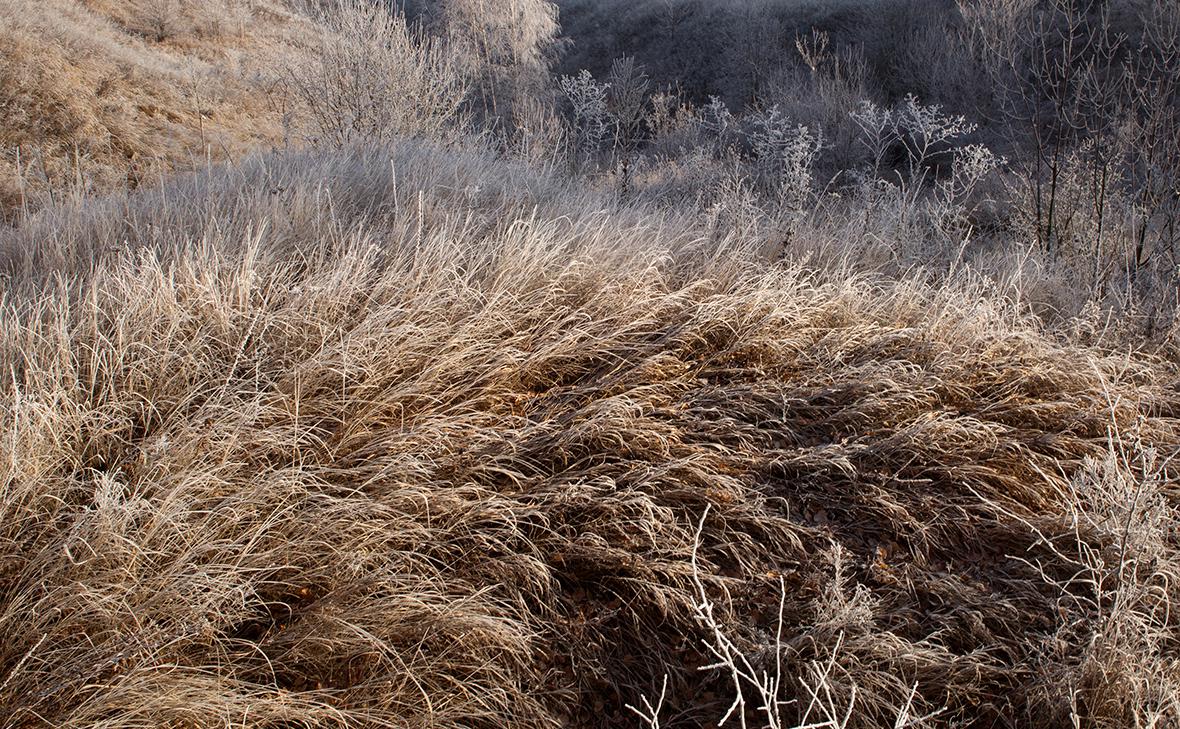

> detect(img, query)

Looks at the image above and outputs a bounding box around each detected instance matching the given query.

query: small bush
[142,0,187,42]
[287,0,469,147]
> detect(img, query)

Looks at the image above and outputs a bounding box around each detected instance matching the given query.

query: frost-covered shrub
[288,0,468,147]
[559,69,611,156]
[747,107,825,220]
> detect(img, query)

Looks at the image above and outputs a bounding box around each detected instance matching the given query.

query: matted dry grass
[0,144,1177,727]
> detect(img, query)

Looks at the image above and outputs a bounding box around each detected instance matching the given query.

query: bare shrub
[953,0,1180,324]
[760,31,872,179]
[647,509,947,729]
[429,0,562,118]
[979,429,1180,727]
[747,107,825,222]
[874,0,979,112]
[558,69,611,158]
[604,56,651,189]
[142,0,187,42]
[287,0,469,147]
[845,95,1002,250]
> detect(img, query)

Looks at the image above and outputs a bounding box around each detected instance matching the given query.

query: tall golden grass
[1,143,1176,727]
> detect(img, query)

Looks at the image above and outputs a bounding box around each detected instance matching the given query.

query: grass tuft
[1,143,1176,727]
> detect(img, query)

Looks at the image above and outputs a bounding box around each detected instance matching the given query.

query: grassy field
[1,1,1178,728]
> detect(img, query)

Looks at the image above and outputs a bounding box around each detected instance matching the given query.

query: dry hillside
[0,0,313,220]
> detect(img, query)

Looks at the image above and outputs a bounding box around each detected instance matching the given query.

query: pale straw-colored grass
[0,142,1177,727]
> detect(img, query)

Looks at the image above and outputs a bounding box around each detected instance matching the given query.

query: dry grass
[1,143,1177,727]
[0,0,315,221]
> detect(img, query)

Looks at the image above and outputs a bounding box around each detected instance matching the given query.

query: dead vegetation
[0,0,314,221]
[0,144,1177,727]
[2,1,1180,726]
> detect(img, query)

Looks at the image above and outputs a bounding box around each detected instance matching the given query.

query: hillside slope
[0,0,313,220]
[0,143,1177,727]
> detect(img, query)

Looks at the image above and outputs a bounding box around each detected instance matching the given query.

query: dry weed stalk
[629,507,947,729]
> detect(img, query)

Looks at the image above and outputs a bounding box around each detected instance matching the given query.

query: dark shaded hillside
[551,0,959,105]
